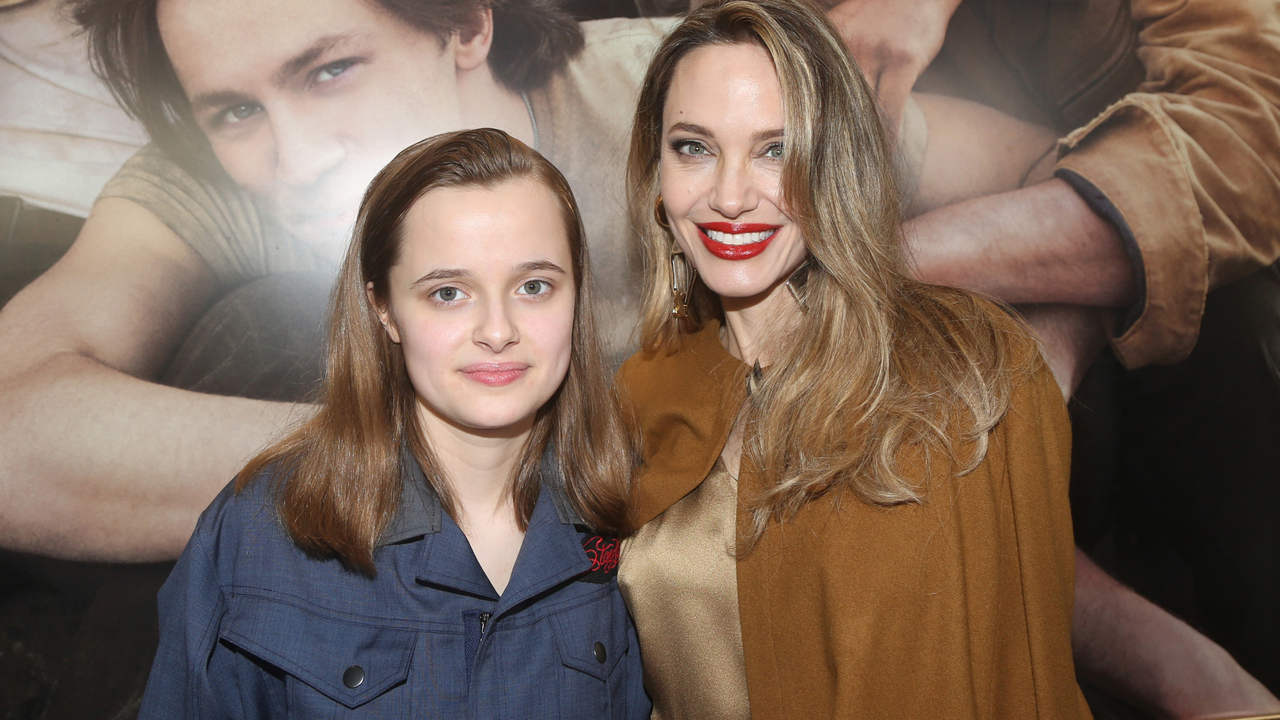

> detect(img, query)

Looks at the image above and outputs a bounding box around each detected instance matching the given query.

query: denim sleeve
[137,530,234,719]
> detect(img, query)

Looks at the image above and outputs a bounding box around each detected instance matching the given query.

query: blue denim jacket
[139,453,649,719]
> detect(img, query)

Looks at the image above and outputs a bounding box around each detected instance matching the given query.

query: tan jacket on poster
[931,0,1280,368]
[618,322,1091,719]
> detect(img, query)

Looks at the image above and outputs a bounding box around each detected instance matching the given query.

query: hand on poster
[824,0,961,129]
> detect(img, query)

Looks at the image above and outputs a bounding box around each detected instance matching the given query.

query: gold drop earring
[656,195,694,319]
[670,249,692,319]
[784,260,812,313]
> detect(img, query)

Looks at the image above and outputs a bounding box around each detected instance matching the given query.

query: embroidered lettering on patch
[578,534,620,583]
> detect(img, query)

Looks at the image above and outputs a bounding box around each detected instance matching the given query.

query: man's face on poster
[157,0,473,255]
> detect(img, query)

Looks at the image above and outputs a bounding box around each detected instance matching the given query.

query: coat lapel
[619,321,749,527]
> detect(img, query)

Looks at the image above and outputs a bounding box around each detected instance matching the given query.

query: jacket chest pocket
[548,594,632,719]
[220,595,418,717]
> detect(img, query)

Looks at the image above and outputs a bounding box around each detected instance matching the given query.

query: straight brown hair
[238,128,632,574]
[627,0,1033,545]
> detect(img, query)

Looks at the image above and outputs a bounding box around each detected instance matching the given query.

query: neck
[456,64,536,148]
[721,280,802,367]
[417,406,534,529]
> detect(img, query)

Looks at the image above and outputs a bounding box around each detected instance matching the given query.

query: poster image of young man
[0,0,668,562]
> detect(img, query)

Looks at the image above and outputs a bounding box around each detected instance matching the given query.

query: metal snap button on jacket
[343,665,365,689]
[593,642,607,663]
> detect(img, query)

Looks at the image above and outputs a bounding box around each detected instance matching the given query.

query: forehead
[156,0,438,91]
[664,42,783,131]
[396,178,573,271]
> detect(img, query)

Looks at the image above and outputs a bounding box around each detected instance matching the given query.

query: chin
[697,273,779,301]
[455,407,543,434]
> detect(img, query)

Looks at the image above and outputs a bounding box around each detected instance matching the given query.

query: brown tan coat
[619,322,1091,719]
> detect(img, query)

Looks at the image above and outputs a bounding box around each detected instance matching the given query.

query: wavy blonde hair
[627,0,1033,544]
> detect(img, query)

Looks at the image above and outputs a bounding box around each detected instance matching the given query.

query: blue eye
[431,286,463,303]
[765,142,784,159]
[316,59,356,83]
[518,280,551,296]
[224,102,263,124]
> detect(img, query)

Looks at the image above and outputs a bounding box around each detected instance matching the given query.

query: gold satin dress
[619,458,751,720]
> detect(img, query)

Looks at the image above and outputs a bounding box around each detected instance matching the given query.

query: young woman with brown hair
[616,1,1089,717]
[138,128,648,718]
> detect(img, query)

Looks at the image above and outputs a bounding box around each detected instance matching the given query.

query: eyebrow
[408,261,567,288]
[667,121,713,137]
[666,122,784,144]
[188,33,355,116]
[274,34,352,86]
[410,268,469,288]
[515,260,568,275]
[190,90,253,117]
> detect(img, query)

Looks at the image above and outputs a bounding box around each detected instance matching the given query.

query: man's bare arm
[905,179,1138,309]
[902,96,1134,309]
[0,198,305,562]
[1074,550,1280,719]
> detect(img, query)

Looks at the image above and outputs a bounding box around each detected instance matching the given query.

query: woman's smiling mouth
[696,222,781,260]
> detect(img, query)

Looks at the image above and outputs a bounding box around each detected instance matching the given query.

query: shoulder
[897,287,1062,456]
[953,293,1066,439]
[915,287,1046,382]
[950,293,1061,420]
[101,144,225,203]
[188,466,291,574]
[546,17,673,117]
[97,143,278,287]
[617,324,742,417]
[616,346,680,436]
[1001,344,1070,443]
[579,17,675,66]
[964,310,1070,486]
[616,345,677,405]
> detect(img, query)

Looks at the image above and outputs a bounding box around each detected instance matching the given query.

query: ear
[454,7,493,72]
[366,282,402,344]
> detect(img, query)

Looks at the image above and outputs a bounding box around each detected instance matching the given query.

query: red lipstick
[461,362,529,387]
[696,222,781,260]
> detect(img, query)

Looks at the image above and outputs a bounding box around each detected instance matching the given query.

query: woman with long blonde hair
[616,1,1088,717]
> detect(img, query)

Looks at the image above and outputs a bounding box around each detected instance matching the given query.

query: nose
[474,297,519,353]
[271,108,346,187]
[707,155,760,218]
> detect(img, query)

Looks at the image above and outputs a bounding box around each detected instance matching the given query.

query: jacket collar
[379,444,583,547]
[622,320,750,526]
[392,445,593,609]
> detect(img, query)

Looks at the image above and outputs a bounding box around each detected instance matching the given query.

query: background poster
[1,0,1277,718]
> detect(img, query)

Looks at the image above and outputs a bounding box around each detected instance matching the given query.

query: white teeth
[703,228,777,245]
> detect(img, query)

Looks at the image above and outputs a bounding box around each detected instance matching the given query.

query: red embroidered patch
[579,535,620,583]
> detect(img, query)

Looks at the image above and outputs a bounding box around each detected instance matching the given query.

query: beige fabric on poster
[619,458,750,720]
[0,0,146,215]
